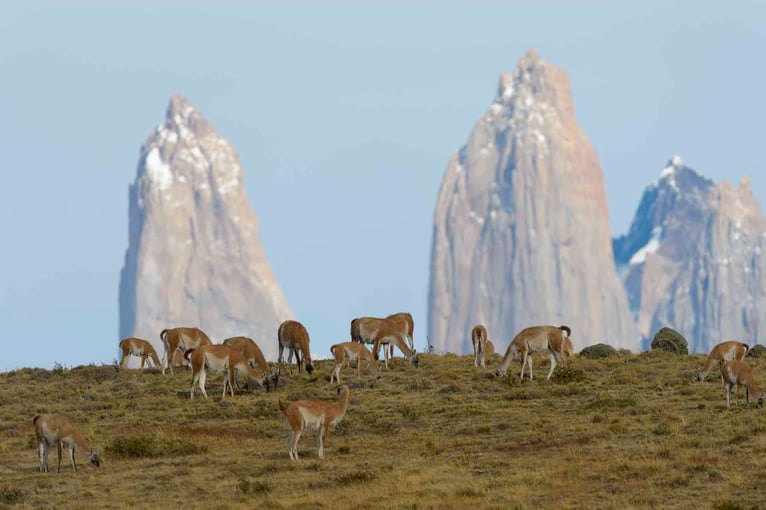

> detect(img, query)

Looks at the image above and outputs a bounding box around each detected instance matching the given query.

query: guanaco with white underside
[278,385,350,461]
[351,316,393,360]
[351,312,414,362]
[118,337,160,369]
[496,325,572,380]
[160,327,213,375]
[277,320,314,375]
[222,336,270,374]
[697,340,749,387]
[221,336,278,390]
[185,344,271,399]
[33,414,101,472]
[371,316,419,369]
[720,359,764,409]
[329,341,374,384]
[471,325,490,368]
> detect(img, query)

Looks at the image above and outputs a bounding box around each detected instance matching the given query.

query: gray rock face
[428,50,638,354]
[613,157,714,343]
[618,159,766,352]
[119,95,293,359]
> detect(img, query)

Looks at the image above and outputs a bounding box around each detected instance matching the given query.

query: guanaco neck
[333,388,350,418]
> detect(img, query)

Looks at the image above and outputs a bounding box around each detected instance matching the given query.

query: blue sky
[1,2,764,371]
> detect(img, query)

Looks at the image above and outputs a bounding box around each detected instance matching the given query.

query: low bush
[105,434,205,458]
[580,344,618,359]
[747,344,766,358]
[651,327,688,355]
[0,488,25,505]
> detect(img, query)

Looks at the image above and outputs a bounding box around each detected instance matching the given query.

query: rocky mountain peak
[615,157,714,271]
[614,156,766,350]
[429,51,637,354]
[491,49,575,130]
[163,94,214,139]
[119,96,293,361]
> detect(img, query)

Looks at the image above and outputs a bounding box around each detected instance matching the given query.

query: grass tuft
[551,364,586,383]
[105,434,205,458]
[0,488,25,505]
[335,471,375,484]
[237,478,271,495]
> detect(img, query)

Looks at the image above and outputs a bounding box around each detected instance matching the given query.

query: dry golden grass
[1,350,766,509]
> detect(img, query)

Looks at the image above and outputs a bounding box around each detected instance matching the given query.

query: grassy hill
[1,350,765,509]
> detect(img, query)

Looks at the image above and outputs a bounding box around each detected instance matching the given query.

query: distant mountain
[428,50,638,354]
[613,156,714,343]
[119,95,293,360]
[615,157,766,352]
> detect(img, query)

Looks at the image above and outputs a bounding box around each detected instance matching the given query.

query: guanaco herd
[35,315,764,472]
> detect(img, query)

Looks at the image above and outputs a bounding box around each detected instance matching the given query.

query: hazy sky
[1,1,764,371]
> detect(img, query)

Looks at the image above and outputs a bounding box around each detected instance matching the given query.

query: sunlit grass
[1,351,766,508]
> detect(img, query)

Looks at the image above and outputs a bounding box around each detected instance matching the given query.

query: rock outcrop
[617,158,766,352]
[428,50,638,354]
[119,95,293,360]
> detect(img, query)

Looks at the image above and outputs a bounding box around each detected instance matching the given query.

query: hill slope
[1,352,765,509]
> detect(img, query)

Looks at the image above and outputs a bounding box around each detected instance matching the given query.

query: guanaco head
[263,372,279,392]
[410,351,419,368]
[305,361,314,375]
[89,450,101,468]
[696,368,704,382]
[757,395,764,409]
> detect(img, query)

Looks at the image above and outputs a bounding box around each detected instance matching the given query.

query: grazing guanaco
[118,337,161,369]
[496,325,572,380]
[697,340,749,387]
[388,312,415,351]
[222,336,270,373]
[185,344,271,399]
[277,320,314,375]
[351,312,414,360]
[350,316,393,360]
[471,325,490,368]
[278,385,350,461]
[222,336,273,389]
[329,342,374,384]
[371,316,419,369]
[33,414,101,473]
[160,327,213,375]
[720,359,764,409]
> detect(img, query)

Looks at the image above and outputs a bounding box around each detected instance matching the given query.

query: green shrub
[551,364,586,383]
[0,488,25,505]
[335,471,375,484]
[712,501,745,510]
[106,436,157,458]
[747,344,766,358]
[71,364,119,383]
[105,435,205,458]
[237,479,272,495]
[651,327,688,355]
[580,344,618,359]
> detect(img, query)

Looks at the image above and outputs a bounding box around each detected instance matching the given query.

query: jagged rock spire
[617,157,766,351]
[428,51,637,354]
[119,96,293,360]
